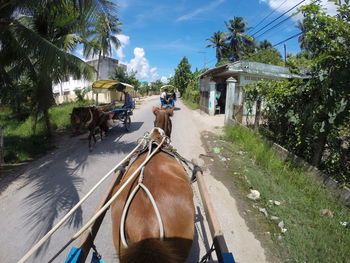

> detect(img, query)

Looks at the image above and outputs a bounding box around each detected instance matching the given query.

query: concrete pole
[208,81,216,116]
[225,77,237,125]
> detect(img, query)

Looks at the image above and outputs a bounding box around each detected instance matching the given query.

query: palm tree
[84,11,122,80]
[206,31,228,63]
[259,40,273,50]
[225,17,254,60]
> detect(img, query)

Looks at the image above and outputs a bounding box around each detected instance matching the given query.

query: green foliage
[224,125,350,262]
[149,80,163,92]
[111,67,140,88]
[244,48,283,65]
[285,52,313,75]
[0,101,89,162]
[74,87,91,103]
[241,2,350,183]
[183,68,205,105]
[173,57,192,96]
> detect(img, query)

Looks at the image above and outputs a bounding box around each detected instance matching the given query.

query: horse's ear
[152,107,160,115]
[166,108,174,117]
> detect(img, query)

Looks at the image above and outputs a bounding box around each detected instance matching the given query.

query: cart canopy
[160,85,175,91]
[92,80,135,93]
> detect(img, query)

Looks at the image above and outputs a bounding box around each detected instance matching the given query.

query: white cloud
[126,47,159,81]
[176,0,225,22]
[260,0,337,20]
[115,34,130,59]
[160,76,169,83]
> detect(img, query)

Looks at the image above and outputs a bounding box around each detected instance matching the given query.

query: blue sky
[76,0,336,82]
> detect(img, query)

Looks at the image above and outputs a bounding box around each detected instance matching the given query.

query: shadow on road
[19,122,144,258]
[187,206,213,262]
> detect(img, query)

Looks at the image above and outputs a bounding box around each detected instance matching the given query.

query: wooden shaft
[76,170,124,263]
[195,170,222,238]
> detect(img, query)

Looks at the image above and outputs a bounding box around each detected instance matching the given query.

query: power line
[243,32,302,61]
[273,32,302,47]
[255,12,296,39]
[258,20,297,40]
[252,0,306,37]
[248,0,289,34]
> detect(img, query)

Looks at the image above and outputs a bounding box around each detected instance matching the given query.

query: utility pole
[198,51,208,69]
[284,44,287,67]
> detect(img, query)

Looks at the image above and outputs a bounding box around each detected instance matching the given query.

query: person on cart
[160,90,167,107]
[123,91,134,109]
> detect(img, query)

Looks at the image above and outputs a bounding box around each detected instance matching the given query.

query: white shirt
[160,91,167,99]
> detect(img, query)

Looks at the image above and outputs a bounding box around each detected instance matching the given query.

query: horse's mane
[120,239,180,263]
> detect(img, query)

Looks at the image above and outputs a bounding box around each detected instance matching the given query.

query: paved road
[0,96,268,263]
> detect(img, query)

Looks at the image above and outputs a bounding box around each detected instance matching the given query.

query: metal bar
[76,169,124,263]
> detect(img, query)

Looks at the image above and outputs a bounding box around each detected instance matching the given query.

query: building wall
[52,57,127,104]
[199,77,211,114]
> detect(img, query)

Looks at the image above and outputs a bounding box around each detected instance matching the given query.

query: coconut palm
[83,11,122,80]
[259,40,273,50]
[225,16,254,60]
[206,31,228,63]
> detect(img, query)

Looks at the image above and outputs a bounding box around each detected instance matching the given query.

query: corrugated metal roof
[200,61,306,79]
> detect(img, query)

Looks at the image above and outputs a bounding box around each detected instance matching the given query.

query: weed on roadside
[209,125,350,263]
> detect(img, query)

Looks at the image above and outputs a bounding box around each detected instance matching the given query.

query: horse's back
[111,152,194,262]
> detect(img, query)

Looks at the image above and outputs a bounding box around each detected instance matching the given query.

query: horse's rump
[111,151,195,263]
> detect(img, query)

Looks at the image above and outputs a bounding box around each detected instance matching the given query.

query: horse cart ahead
[93,80,136,132]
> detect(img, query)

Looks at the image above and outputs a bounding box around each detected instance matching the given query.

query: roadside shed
[199,61,304,124]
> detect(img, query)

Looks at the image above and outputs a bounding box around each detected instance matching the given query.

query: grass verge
[0,101,90,163]
[182,98,199,110]
[224,125,350,263]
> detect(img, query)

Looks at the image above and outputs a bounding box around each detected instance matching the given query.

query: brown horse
[70,106,109,150]
[110,107,194,263]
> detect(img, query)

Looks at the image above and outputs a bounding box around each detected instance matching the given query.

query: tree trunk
[311,132,327,167]
[43,108,52,138]
[32,110,38,135]
[37,70,55,137]
[254,99,262,130]
[95,51,102,104]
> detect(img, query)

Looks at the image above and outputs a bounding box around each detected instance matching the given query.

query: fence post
[0,126,4,165]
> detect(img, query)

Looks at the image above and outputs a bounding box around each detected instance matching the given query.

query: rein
[47,131,167,263]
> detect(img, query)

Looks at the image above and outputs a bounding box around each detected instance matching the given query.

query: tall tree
[225,17,254,60]
[111,67,140,88]
[258,40,273,50]
[173,57,192,96]
[84,10,122,80]
[205,31,228,63]
[23,2,96,135]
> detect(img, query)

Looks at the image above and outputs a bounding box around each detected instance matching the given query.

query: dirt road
[0,96,268,262]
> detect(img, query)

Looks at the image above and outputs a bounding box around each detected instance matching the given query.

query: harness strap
[120,140,165,248]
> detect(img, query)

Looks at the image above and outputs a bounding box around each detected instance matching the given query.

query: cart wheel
[124,116,131,132]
